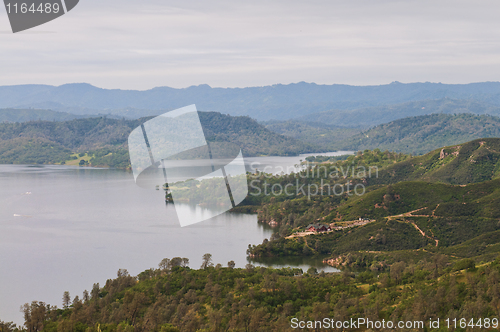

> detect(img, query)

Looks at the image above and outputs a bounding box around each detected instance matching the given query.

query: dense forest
[2,253,500,332]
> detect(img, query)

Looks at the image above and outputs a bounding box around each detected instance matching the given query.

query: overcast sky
[0,0,500,90]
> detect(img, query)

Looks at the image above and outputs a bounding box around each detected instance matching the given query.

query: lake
[0,152,350,324]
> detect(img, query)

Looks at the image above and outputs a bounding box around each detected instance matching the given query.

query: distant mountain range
[295,98,500,128]
[3,81,500,121]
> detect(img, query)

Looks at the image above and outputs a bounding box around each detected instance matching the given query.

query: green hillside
[368,137,500,185]
[6,255,500,332]
[0,137,73,165]
[199,112,318,156]
[247,138,500,263]
[331,113,500,154]
[250,179,500,256]
[0,112,318,167]
[266,112,500,155]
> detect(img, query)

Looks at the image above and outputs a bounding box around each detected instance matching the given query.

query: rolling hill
[248,137,500,263]
[0,112,319,166]
[287,113,500,155]
[367,137,500,185]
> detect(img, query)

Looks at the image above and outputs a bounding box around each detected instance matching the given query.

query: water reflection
[249,255,341,273]
[245,151,354,175]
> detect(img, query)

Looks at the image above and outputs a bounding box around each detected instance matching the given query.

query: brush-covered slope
[336,179,500,221]
[329,113,500,155]
[248,138,500,258]
[0,137,73,165]
[249,178,500,257]
[10,256,500,332]
[368,137,500,185]
[0,117,143,151]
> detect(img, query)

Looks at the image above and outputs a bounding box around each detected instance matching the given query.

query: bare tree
[82,290,89,303]
[72,295,81,306]
[91,283,100,301]
[158,258,170,271]
[21,301,47,332]
[170,257,183,269]
[201,253,213,269]
[181,257,190,267]
[117,268,130,277]
[62,291,71,309]
[0,320,18,332]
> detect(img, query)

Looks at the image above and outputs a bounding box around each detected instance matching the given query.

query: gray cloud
[0,0,499,89]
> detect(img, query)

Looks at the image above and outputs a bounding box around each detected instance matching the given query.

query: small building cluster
[306,223,332,233]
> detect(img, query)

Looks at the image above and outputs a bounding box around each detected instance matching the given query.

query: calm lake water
[0,152,349,324]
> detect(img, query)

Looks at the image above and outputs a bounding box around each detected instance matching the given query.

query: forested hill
[0,112,318,166]
[246,138,500,280]
[265,113,500,155]
[5,255,500,332]
[330,113,500,155]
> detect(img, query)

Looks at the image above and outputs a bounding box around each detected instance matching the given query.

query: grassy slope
[368,137,500,185]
